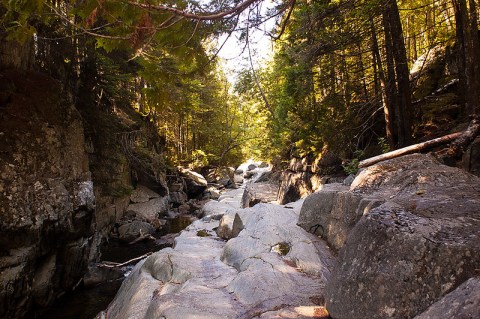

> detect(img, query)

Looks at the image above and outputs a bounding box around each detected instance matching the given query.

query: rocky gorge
[97,153,479,319]
[1,71,479,319]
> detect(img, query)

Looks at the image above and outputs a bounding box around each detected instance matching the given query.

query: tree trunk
[380,14,398,147]
[0,34,34,70]
[453,0,480,115]
[358,132,462,168]
[467,0,480,115]
[382,0,413,148]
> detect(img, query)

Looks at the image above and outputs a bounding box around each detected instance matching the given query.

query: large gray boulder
[126,197,169,221]
[130,185,160,203]
[298,183,384,251]
[413,277,480,319]
[206,167,235,188]
[216,212,244,239]
[325,154,480,319]
[179,168,208,198]
[241,182,278,208]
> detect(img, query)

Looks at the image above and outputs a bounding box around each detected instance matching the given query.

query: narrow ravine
[37,215,195,319]
[98,165,336,319]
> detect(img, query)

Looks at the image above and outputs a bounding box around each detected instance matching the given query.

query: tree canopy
[1,0,478,168]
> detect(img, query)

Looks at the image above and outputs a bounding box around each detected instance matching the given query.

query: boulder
[169,191,187,206]
[297,183,384,251]
[206,167,235,188]
[221,203,335,281]
[241,182,278,208]
[216,212,244,239]
[126,197,169,221]
[168,182,184,193]
[130,185,160,203]
[325,154,480,319]
[277,171,313,204]
[117,221,155,243]
[233,174,244,184]
[179,168,208,198]
[206,187,221,200]
[83,264,124,288]
[177,204,191,215]
[247,164,257,171]
[462,136,480,177]
[413,277,480,319]
[311,150,342,174]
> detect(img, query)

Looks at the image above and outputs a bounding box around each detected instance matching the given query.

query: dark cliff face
[0,70,96,318]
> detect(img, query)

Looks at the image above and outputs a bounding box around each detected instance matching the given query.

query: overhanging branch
[127,0,262,21]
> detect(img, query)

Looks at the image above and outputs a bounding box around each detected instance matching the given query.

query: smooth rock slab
[104,190,335,319]
[130,185,160,203]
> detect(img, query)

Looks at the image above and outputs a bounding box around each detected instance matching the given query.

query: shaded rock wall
[277,151,344,204]
[0,70,96,318]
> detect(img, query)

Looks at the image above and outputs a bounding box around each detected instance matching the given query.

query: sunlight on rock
[293,305,329,318]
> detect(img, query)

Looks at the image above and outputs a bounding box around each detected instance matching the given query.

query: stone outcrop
[179,168,208,198]
[319,154,480,319]
[0,70,96,318]
[241,182,278,208]
[125,196,169,221]
[277,150,344,204]
[100,188,335,319]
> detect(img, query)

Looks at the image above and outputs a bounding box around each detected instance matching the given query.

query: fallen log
[99,252,152,268]
[358,132,462,168]
[445,116,480,159]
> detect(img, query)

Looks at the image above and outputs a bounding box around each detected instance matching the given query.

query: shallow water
[38,215,195,319]
[37,279,123,319]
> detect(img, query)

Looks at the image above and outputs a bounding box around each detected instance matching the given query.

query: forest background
[1,0,478,170]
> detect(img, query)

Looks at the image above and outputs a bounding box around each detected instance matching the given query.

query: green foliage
[190,149,210,169]
[377,137,391,154]
[342,150,364,175]
[1,0,458,171]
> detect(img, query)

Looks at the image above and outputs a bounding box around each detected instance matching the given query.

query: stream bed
[37,215,195,319]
